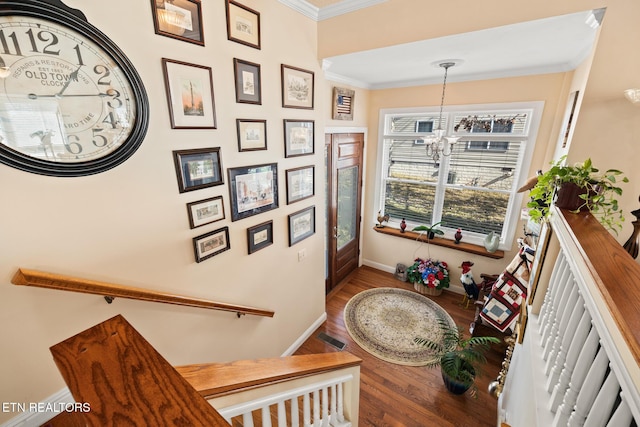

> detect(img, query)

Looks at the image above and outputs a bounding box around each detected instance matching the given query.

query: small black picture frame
[288,205,315,246]
[193,226,230,263]
[172,147,223,193]
[247,220,273,254]
[228,163,278,221]
[151,0,204,46]
[283,119,314,158]
[234,58,261,104]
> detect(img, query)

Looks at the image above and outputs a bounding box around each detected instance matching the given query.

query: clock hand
[55,65,83,97]
[28,93,109,99]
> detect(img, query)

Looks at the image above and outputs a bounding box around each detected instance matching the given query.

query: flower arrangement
[406,258,450,290]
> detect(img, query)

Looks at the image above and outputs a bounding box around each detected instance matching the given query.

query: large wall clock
[0,0,149,176]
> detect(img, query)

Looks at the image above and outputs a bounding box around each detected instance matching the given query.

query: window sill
[372,226,505,259]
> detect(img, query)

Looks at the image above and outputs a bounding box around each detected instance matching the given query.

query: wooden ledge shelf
[373,226,504,259]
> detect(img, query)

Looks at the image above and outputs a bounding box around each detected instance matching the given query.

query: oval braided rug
[344,287,456,366]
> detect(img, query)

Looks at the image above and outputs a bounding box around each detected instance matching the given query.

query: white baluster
[543,267,573,360]
[567,347,610,426]
[262,405,273,427]
[549,308,592,411]
[539,253,568,333]
[304,393,311,427]
[607,394,633,427]
[553,328,600,427]
[546,282,579,376]
[313,390,321,426]
[291,397,300,427]
[321,387,329,427]
[329,384,337,425]
[337,382,346,423]
[277,400,287,427]
[582,371,619,427]
[243,412,255,427]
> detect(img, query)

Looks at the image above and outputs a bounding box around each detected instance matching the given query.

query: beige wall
[0,0,328,422]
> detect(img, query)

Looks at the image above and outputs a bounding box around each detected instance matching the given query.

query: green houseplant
[526,157,628,233]
[413,221,444,240]
[415,317,500,396]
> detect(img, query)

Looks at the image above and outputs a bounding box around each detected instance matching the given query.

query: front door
[326,133,364,294]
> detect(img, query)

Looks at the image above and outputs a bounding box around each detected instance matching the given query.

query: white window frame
[374,101,544,251]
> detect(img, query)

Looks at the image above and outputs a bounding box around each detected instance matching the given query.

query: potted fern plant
[526,156,628,234]
[415,317,500,396]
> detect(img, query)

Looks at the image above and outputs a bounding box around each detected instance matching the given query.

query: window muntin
[379,104,539,250]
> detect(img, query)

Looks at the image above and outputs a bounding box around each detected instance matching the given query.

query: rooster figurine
[376,210,390,228]
[460,261,479,308]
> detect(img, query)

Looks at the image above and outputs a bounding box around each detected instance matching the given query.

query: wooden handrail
[12,268,274,318]
[176,352,362,399]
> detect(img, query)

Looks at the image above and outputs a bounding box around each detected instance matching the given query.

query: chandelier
[423,61,460,162]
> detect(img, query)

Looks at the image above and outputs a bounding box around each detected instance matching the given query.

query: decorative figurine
[400,218,407,233]
[460,261,479,308]
[454,228,463,244]
[376,210,390,228]
[484,231,500,253]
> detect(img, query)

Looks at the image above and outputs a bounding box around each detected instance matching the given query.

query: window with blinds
[377,103,541,249]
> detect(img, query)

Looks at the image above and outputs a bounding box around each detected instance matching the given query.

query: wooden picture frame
[225,0,261,49]
[332,87,355,120]
[193,226,230,263]
[186,196,225,229]
[247,220,273,254]
[150,0,204,46]
[236,119,267,152]
[173,147,223,193]
[233,58,261,104]
[162,58,216,129]
[283,119,314,158]
[228,163,278,221]
[288,205,315,246]
[286,165,314,204]
[281,64,314,109]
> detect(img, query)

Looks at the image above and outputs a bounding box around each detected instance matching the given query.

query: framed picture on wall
[286,165,314,204]
[173,147,223,193]
[288,205,315,246]
[281,64,314,109]
[247,220,273,254]
[283,119,314,157]
[162,58,217,129]
[193,226,230,263]
[228,163,278,221]
[332,87,355,120]
[234,58,261,104]
[150,0,204,46]
[225,0,261,49]
[186,196,225,229]
[236,119,267,152]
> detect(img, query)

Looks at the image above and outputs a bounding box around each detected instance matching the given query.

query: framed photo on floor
[225,0,261,49]
[234,58,261,104]
[286,165,314,204]
[228,163,278,221]
[281,64,314,109]
[193,226,230,263]
[162,58,217,129]
[173,147,223,193]
[288,205,315,246]
[150,0,204,46]
[283,119,314,158]
[186,196,225,229]
[247,220,273,254]
[236,119,267,152]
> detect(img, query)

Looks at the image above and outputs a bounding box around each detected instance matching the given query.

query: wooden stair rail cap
[12,268,274,317]
[50,314,231,426]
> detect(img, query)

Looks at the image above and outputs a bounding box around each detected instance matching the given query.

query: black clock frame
[0,0,150,177]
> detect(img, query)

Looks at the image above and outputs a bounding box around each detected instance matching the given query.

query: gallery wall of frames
[151,0,317,263]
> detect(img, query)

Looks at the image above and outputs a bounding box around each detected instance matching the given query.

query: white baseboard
[0,387,73,427]
[281,312,327,356]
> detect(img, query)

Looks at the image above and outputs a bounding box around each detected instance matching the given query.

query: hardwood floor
[294,266,507,427]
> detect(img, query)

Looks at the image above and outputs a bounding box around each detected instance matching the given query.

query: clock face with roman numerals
[0,0,148,176]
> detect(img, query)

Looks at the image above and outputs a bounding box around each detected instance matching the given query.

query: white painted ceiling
[280,1,603,89]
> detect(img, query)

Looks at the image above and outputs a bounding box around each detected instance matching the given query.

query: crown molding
[279,0,387,21]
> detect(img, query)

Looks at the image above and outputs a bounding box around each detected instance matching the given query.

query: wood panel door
[326,133,364,293]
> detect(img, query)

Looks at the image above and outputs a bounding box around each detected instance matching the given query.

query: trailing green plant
[415,316,500,397]
[526,156,628,234]
[412,221,444,239]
